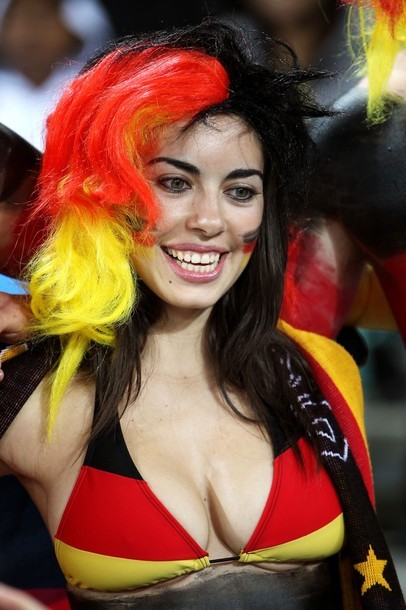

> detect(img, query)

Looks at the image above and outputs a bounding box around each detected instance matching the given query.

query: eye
[159,177,191,193]
[225,186,257,202]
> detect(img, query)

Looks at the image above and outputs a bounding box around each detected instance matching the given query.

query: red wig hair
[38,46,230,232]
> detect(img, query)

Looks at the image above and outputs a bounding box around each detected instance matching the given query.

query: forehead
[152,115,264,169]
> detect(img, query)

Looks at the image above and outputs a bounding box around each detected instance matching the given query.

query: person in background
[221,0,355,102]
[0,0,114,149]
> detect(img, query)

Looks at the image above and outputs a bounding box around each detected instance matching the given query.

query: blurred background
[0,0,405,594]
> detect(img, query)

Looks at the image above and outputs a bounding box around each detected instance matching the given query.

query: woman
[0,20,403,610]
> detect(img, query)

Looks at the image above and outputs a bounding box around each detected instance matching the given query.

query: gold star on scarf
[354,545,392,595]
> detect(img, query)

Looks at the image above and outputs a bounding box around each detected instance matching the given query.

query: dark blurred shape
[0,123,43,277]
[0,123,41,202]
[371,334,406,401]
[97,0,230,35]
[336,326,369,367]
[308,92,406,339]
[309,93,406,258]
[0,476,65,589]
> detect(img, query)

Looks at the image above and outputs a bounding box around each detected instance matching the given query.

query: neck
[144,306,213,380]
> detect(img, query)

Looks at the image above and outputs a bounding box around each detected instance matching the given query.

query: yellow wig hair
[344,0,406,121]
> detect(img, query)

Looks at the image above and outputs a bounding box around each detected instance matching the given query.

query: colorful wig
[340,0,406,121]
[27,39,230,434]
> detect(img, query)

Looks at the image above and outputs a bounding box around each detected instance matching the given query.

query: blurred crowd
[0,0,404,600]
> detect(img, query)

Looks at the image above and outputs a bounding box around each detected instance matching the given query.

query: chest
[54,390,344,592]
[120,382,274,554]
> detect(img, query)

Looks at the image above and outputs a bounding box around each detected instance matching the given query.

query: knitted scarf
[282,321,405,610]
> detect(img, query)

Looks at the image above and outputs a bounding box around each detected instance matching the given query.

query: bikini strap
[84,398,143,480]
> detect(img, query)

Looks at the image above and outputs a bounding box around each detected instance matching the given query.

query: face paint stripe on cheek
[240,253,251,271]
[242,227,260,254]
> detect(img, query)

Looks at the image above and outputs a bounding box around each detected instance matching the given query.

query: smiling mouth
[163,247,222,273]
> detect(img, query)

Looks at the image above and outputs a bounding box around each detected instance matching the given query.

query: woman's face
[135,115,264,313]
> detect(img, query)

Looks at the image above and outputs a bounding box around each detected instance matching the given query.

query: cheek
[242,241,257,255]
[132,242,157,279]
[241,224,261,252]
[240,242,257,271]
[240,225,261,270]
[148,203,184,237]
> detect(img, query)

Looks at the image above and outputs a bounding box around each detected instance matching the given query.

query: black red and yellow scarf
[282,321,405,609]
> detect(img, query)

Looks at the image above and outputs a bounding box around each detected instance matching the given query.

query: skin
[388,50,406,99]
[0,585,47,610]
[0,116,313,602]
[0,293,29,377]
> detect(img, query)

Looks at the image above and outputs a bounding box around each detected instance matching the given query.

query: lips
[162,246,227,281]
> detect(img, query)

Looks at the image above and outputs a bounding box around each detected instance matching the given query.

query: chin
[163,297,219,312]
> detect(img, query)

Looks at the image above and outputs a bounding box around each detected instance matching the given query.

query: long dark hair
[81,20,328,449]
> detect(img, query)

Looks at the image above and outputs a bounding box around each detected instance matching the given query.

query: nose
[185,192,226,237]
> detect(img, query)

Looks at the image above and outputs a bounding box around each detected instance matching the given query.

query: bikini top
[54,406,345,592]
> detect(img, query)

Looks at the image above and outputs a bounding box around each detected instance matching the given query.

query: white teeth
[165,248,222,273]
[179,260,218,272]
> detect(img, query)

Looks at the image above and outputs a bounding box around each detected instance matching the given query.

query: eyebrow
[148,157,263,181]
[226,169,263,180]
[148,157,200,175]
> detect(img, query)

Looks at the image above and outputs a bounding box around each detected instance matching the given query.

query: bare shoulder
[0,374,95,483]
